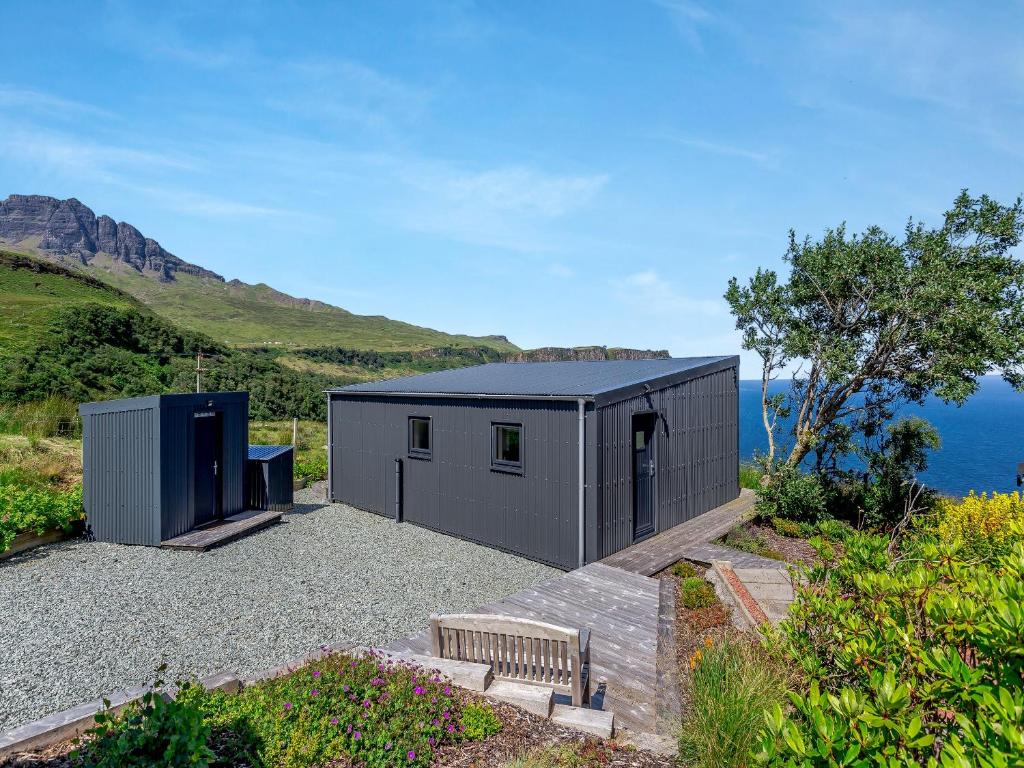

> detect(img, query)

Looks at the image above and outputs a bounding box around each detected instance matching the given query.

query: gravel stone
[0,483,559,731]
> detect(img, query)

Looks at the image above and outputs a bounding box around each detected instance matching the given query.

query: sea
[739,376,1024,498]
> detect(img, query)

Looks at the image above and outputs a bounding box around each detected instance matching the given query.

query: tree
[726,191,1024,468]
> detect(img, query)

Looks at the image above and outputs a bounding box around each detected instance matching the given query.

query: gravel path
[0,484,558,731]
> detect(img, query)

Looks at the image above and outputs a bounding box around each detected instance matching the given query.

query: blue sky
[2,1,1023,374]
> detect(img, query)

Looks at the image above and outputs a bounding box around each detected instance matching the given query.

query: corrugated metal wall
[159,394,248,540]
[595,365,739,558]
[81,402,161,545]
[330,395,592,569]
[81,393,249,545]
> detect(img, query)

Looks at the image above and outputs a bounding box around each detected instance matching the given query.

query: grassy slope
[0,251,140,358]
[88,259,519,352]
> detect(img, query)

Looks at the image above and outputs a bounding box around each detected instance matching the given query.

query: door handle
[213,460,219,476]
[649,461,656,477]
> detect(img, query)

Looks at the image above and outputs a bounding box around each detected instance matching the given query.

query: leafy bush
[680,577,718,610]
[679,635,788,768]
[180,650,472,767]
[670,560,698,579]
[755,525,1024,766]
[770,516,802,538]
[459,701,501,741]
[936,490,1024,559]
[812,517,854,543]
[76,669,214,767]
[294,454,328,483]
[0,396,81,438]
[755,462,827,524]
[0,483,83,551]
[720,526,785,561]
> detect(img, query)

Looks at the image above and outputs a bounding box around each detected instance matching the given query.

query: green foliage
[755,462,827,524]
[76,669,214,768]
[670,560,698,579]
[770,516,803,538]
[813,517,854,543]
[861,417,940,528]
[726,191,1024,472]
[680,577,718,609]
[739,463,763,491]
[0,483,82,551]
[0,396,81,438]
[755,525,1024,767]
[500,741,631,768]
[294,455,328,483]
[679,635,788,768]
[720,525,785,561]
[459,701,501,741]
[180,651,474,767]
[296,345,506,373]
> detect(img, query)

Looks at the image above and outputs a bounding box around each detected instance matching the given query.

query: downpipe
[578,398,585,568]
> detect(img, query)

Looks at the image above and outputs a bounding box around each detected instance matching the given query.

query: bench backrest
[429,613,582,693]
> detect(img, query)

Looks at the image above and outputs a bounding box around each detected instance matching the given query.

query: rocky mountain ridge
[0,194,221,281]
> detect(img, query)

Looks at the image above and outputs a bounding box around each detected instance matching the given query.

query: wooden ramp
[161,510,282,551]
[385,561,661,735]
[600,489,756,576]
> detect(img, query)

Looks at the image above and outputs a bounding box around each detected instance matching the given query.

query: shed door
[193,412,223,527]
[632,412,656,541]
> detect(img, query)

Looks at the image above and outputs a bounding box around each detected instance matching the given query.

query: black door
[193,412,223,527]
[632,413,656,541]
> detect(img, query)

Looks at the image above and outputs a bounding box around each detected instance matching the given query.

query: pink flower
[354,730,362,741]
[446,724,454,733]
[413,686,424,695]
[312,670,321,678]
[408,751,416,760]
[283,702,293,711]
[310,689,319,697]
[385,741,392,750]
[330,717,339,726]
[444,686,451,695]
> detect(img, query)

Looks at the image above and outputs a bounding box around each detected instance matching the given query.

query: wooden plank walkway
[385,561,661,735]
[160,510,282,551]
[600,489,755,576]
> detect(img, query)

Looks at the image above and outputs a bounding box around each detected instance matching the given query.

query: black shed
[247,445,294,512]
[79,392,249,545]
[327,357,740,569]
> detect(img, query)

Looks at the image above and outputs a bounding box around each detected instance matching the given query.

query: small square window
[492,423,522,472]
[408,417,431,458]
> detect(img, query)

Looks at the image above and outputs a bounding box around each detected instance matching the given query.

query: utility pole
[195,350,208,393]
[292,417,298,446]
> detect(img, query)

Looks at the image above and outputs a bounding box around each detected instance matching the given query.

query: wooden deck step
[161,510,282,551]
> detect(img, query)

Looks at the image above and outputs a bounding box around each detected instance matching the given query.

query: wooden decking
[600,489,755,576]
[384,491,755,736]
[386,561,661,734]
[160,510,282,551]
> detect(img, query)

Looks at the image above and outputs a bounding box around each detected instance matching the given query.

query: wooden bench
[429,613,591,707]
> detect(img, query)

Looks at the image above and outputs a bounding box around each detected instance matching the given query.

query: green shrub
[181,650,473,767]
[755,525,1024,766]
[813,517,853,543]
[76,670,214,767]
[459,701,501,740]
[680,577,718,610]
[755,463,827,524]
[0,483,83,551]
[294,454,327,482]
[0,397,81,438]
[679,635,787,768]
[670,560,698,579]
[720,526,785,561]
[770,517,802,538]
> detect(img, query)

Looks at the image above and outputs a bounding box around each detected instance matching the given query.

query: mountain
[0,194,518,352]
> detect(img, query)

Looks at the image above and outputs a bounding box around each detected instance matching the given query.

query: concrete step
[363,648,493,692]
[483,680,553,718]
[551,703,615,738]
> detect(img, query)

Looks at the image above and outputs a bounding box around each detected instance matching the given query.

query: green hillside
[0,251,140,355]
[88,257,518,352]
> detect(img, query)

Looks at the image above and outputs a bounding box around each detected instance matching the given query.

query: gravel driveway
[0,484,558,731]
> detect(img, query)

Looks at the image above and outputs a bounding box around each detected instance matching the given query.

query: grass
[0,250,138,356]
[678,634,788,768]
[718,525,785,561]
[248,419,326,467]
[501,741,635,767]
[93,261,519,352]
[0,396,81,439]
[0,434,82,489]
[739,463,762,490]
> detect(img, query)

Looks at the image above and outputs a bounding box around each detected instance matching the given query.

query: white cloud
[0,85,116,120]
[660,133,779,168]
[651,0,716,50]
[618,269,724,317]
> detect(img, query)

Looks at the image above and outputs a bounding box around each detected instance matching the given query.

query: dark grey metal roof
[248,445,293,461]
[328,356,738,405]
